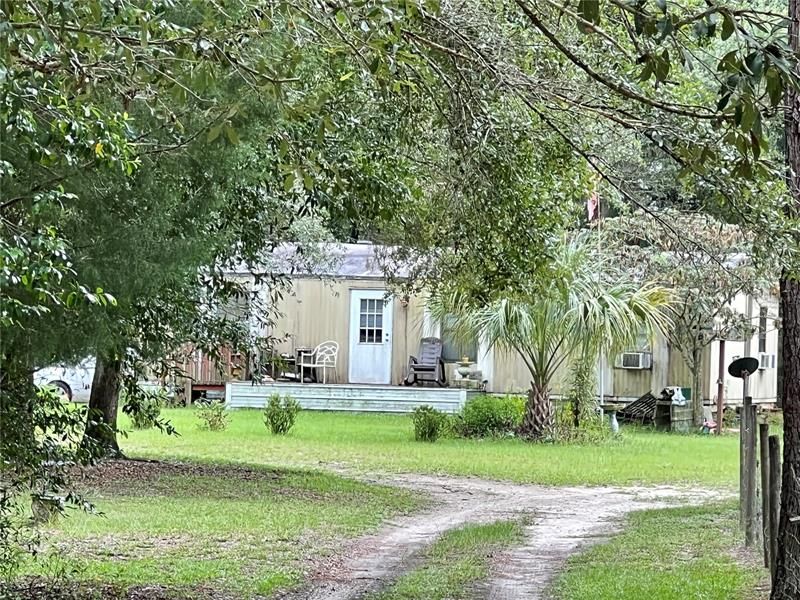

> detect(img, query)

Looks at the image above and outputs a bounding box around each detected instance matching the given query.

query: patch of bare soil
[279,474,727,600]
[71,459,335,502]
[73,459,284,489]
[0,580,235,600]
[726,544,772,599]
[49,533,194,561]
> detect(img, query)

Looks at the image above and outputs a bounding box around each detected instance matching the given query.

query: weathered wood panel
[181,346,242,385]
[226,382,471,413]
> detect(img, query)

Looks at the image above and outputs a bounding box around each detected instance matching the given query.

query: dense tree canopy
[603,208,774,426]
[2,1,800,596]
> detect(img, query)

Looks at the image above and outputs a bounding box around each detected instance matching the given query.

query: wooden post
[183,375,193,407]
[759,421,771,568]
[739,395,747,529]
[716,339,725,435]
[768,435,781,582]
[742,396,758,547]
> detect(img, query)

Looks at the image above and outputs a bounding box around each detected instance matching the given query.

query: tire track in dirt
[279,473,728,600]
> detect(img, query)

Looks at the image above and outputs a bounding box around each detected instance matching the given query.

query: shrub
[263,394,301,435]
[129,392,162,430]
[461,395,524,437]
[552,401,613,444]
[411,405,447,442]
[445,412,466,438]
[162,385,186,408]
[195,400,229,431]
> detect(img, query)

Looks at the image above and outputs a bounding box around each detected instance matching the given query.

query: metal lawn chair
[299,341,339,384]
[404,337,447,387]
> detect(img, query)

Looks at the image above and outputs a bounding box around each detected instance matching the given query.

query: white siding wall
[706,293,779,404]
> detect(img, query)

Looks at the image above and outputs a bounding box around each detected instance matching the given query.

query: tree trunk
[520,383,554,440]
[772,278,800,598]
[691,348,704,428]
[772,2,800,596]
[569,355,595,429]
[82,354,122,457]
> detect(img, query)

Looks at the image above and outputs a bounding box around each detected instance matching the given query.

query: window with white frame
[758,306,768,354]
[359,298,383,343]
[440,314,478,362]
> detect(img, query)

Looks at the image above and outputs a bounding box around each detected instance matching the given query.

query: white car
[34,357,96,403]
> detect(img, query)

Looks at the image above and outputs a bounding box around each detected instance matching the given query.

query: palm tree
[429,235,673,440]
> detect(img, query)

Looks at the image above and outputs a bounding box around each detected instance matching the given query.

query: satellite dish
[728,357,759,378]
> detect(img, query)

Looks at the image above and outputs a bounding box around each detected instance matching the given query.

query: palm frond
[427,235,676,391]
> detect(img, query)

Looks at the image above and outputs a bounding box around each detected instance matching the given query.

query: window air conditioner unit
[616,351,653,370]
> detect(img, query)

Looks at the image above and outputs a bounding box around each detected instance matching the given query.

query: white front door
[349,290,393,384]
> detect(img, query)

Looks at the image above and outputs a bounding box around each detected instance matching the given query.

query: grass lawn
[553,501,768,600]
[372,521,522,600]
[121,409,740,487]
[26,460,421,598]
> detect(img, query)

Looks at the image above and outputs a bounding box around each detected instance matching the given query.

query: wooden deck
[225,381,477,414]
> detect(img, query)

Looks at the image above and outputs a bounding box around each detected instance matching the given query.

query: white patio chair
[299,341,339,384]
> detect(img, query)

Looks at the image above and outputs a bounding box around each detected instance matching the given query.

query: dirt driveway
[282,472,727,600]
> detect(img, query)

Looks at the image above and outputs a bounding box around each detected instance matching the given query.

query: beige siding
[271,278,422,384]
[611,368,653,399]
[266,282,778,404]
[667,347,694,391]
[489,332,686,401]
[487,348,576,397]
[398,294,427,382]
[489,349,531,394]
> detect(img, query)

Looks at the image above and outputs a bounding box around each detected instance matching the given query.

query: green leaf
[223,124,239,145]
[634,11,646,35]
[745,52,764,79]
[766,70,783,107]
[638,62,653,82]
[750,131,761,160]
[740,102,757,133]
[721,12,735,40]
[207,124,223,143]
[716,92,731,112]
[577,0,600,26]
[654,54,670,83]
[283,172,295,192]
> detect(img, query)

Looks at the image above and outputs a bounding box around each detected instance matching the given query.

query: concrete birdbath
[600,403,624,434]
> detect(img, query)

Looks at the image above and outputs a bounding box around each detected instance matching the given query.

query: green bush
[263,393,301,435]
[129,392,162,430]
[445,412,466,438]
[461,395,524,437]
[553,400,613,444]
[411,405,447,442]
[195,400,229,431]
